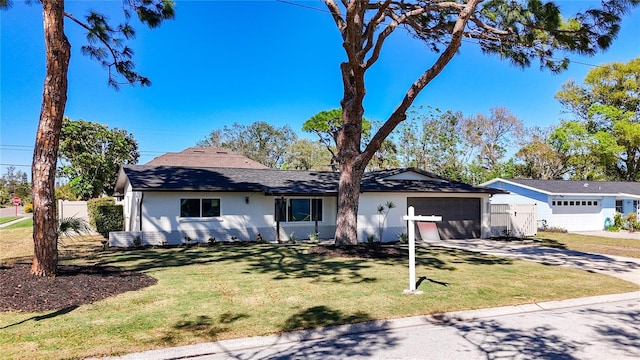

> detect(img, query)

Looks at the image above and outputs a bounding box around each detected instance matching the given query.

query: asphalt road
[0,206,23,218]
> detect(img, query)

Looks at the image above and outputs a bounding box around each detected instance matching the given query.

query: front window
[180,198,221,217]
[202,199,221,217]
[616,200,623,213]
[289,199,311,221]
[275,198,323,222]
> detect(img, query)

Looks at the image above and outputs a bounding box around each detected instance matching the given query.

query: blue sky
[2,1,639,176]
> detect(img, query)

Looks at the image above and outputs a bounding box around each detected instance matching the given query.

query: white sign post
[402,206,442,295]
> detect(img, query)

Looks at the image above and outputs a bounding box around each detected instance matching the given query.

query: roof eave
[483,178,553,195]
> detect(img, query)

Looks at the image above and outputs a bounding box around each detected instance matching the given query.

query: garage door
[407,198,481,239]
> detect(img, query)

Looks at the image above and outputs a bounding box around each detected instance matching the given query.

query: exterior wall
[620,199,640,215]
[123,182,143,232]
[357,193,407,242]
[486,181,619,232]
[111,190,337,246]
[112,187,492,246]
[601,196,617,227]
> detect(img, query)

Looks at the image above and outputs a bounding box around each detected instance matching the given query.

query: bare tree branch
[324,0,346,33]
[362,0,483,163]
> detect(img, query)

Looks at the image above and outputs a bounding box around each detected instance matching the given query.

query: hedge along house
[110,165,504,247]
[481,178,640,232]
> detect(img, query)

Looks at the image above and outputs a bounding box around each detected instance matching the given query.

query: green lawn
[0,216,19,225]
[0,217,32,229]
[537,231,640,258]
[1,236,638,360]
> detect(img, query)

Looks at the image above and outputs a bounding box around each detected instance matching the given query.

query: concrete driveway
[429,238,640,286]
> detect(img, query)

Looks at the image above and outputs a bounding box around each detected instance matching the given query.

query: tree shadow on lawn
[160,312,250,345]
[1,305,78,330]
[95,244,515,284]
[414,247,513,270]
[97,245,377,284]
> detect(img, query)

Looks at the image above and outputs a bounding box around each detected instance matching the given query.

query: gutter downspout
[139,193,144,232]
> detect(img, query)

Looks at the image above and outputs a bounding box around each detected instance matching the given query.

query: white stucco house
[109,160,504,247]
[481,178,640,232]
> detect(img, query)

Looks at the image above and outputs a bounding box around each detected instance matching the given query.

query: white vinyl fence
[490,203,537,238]
[57,200,90,223]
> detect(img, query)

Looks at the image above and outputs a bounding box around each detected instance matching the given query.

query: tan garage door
[408,197,481,239]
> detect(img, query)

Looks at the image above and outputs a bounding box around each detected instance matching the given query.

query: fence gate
[490,203,537,237]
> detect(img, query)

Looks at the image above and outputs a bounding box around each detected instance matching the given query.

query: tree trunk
[334,158,365,245]
[334,60,366,245]
[31,0,70,277]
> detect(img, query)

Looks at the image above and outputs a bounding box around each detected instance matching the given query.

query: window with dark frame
[276,198,323,222]
[180,198,221,217]
[615,200,623,213]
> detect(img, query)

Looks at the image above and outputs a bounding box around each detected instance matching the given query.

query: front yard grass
[1,232,638,359]
[0,216,19,225]
[537,231,640,258]
[0,217,33,229]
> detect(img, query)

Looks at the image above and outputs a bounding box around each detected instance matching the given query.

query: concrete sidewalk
[107,240,640,360]
[572,230,640,240]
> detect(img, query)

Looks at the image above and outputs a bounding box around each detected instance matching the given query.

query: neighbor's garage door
[407,197,481,239]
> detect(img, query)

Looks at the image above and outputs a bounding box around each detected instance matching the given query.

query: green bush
[624,213,639,231]
[87,197,123,238]
[95,205,123,238]
[87,197,115,226]
[613,212,623,228]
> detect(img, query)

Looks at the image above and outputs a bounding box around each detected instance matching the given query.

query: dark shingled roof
[506,179,640,195]
[116,166,504,195]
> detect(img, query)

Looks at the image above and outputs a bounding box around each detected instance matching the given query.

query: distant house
[481,178,640,232]
[145,147,269,169]
[110,155,504,246]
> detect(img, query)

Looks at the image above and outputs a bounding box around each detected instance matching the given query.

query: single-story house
[110,164,505,247]
[481,178,640,232]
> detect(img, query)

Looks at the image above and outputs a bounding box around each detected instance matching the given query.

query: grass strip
[537,231,640,258]
[0,216,20,225]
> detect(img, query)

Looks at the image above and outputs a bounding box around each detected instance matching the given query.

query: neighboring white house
[109,164,504,247]
[481,178,640,232]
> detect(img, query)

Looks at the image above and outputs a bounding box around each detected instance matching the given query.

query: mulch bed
[0,264,157,313]
[309,244,407,259]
